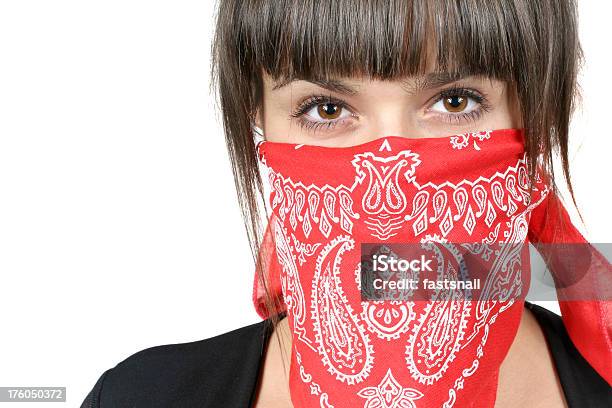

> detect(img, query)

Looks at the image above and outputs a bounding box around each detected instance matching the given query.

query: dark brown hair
[210,0,583,338]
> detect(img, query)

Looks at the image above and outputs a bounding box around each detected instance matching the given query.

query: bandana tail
[252,216,286,320]
[528,190,612,386]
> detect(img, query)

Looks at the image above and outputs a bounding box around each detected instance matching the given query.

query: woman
[81,0,612,407]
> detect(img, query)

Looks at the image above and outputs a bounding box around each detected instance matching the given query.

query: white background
[0,1,609,406]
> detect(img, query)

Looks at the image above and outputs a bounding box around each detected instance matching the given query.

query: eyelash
[290,94,355,132]
[430,87,492,124]
[290,87,492,131]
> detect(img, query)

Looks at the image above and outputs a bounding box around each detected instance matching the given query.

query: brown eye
[317,103,342,120]
[442,95,468,112]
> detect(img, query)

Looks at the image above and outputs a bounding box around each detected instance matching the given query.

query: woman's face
[257,71,521,146]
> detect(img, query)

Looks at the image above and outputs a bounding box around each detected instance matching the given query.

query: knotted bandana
[252,128,611,407]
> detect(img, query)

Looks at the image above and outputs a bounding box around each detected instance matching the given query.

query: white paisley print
[258,129,550,407]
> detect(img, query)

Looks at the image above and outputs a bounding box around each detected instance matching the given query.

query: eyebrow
[410,72,470,92]
[272,77,359,95]
[271,72,472,95]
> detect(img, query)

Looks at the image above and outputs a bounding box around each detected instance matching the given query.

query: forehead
[262,70,501,96]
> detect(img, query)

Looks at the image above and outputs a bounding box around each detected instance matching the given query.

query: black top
[81,303,612,408]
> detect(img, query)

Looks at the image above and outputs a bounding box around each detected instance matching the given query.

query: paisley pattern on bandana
[256,129,553,407]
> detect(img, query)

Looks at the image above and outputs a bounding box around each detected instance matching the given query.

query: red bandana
[252,128,612,407]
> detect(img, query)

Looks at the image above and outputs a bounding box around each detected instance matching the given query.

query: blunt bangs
[241,0,535,85]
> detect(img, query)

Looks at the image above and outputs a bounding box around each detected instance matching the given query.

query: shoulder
[525,302,612,407]
[80,319,272,408]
